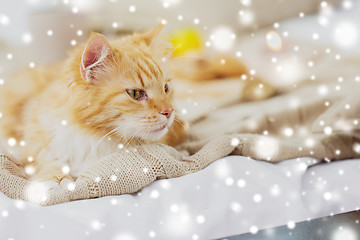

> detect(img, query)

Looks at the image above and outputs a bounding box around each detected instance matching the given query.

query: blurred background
[0,0,344,67]
[2,0,360,99]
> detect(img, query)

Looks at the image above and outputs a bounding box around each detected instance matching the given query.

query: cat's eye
[126,89,146,100]
[164,83,169,93]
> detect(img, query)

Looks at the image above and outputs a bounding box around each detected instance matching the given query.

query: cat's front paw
[40,175,76,191]
[27,180,62,203]
[26,177,76,204]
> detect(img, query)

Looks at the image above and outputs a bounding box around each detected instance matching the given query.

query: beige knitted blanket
[0,75,360,205]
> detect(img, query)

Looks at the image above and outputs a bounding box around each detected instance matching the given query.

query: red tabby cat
[0,24,185,187]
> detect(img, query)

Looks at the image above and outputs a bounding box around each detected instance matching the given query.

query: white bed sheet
[1,156,360,240]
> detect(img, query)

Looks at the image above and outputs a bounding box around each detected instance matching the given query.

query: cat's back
[0,63,63,141]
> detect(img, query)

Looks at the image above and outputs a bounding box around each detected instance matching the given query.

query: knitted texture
[1,81,360,205]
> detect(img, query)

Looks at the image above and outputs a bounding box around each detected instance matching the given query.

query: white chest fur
[40,121,119,177]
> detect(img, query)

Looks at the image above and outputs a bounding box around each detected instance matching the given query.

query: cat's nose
[160,109,173,119]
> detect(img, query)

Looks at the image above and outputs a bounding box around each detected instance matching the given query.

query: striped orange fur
[0,24,186,182]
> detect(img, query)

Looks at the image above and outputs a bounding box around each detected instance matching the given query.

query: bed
[1,1,360,240]
[1,156,360,240]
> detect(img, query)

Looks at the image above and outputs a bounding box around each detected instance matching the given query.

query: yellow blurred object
[171,28,203,56]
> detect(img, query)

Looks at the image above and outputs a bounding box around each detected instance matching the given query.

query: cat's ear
[80,33,111,83]
[144,23,173,60]
[142,23,165,45]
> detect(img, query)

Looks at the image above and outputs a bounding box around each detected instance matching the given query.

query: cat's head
[68,24,176,142]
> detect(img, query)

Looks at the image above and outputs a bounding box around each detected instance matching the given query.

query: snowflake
[25,165,36,175]
[230,202,242,213]
[312,33,319,40]
[90,219,105,231]
[323,191,332,200]
[196,215,205,224]
[231,138,240,146]
[270,184,281,196]
[253,194,262,203]
[162,1,170,8]
[22,33,33,44]
[332,227,357,240]
[318,85,328,95]
[111,175,117,181]
[66,182,76,191]
[0,14,10,25]
[333,22,358,49]
[2,210,9,218]
[237,179,246,188]
[211,27,235,51]
[129,5,136,13]
[287,221,296,229]
[110,199,118,205]
[353,143,360,153]
[7,138,16,147]
[241,0,252,7]
[249,225,258,234]
[150,190,160,199]
[14,200,26,210]
[192,234,199,240]
[324,126,333,135]
[170,204,179,213]
[112,22,118,28]
[238,10,254,25]
[225,177,234,186]
[60,165,70,175]
[149,231,156,238]
[283,127,294,137]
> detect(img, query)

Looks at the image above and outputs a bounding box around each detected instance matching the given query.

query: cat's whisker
[94,121,134,147]
[174,118,185,126]
[144,127,152,142]
[123,128,142,149]
[95,126,121,147]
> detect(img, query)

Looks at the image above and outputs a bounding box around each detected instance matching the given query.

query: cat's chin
[118,114,175,142]
[116,125,169,143]
[142,126,169,141]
